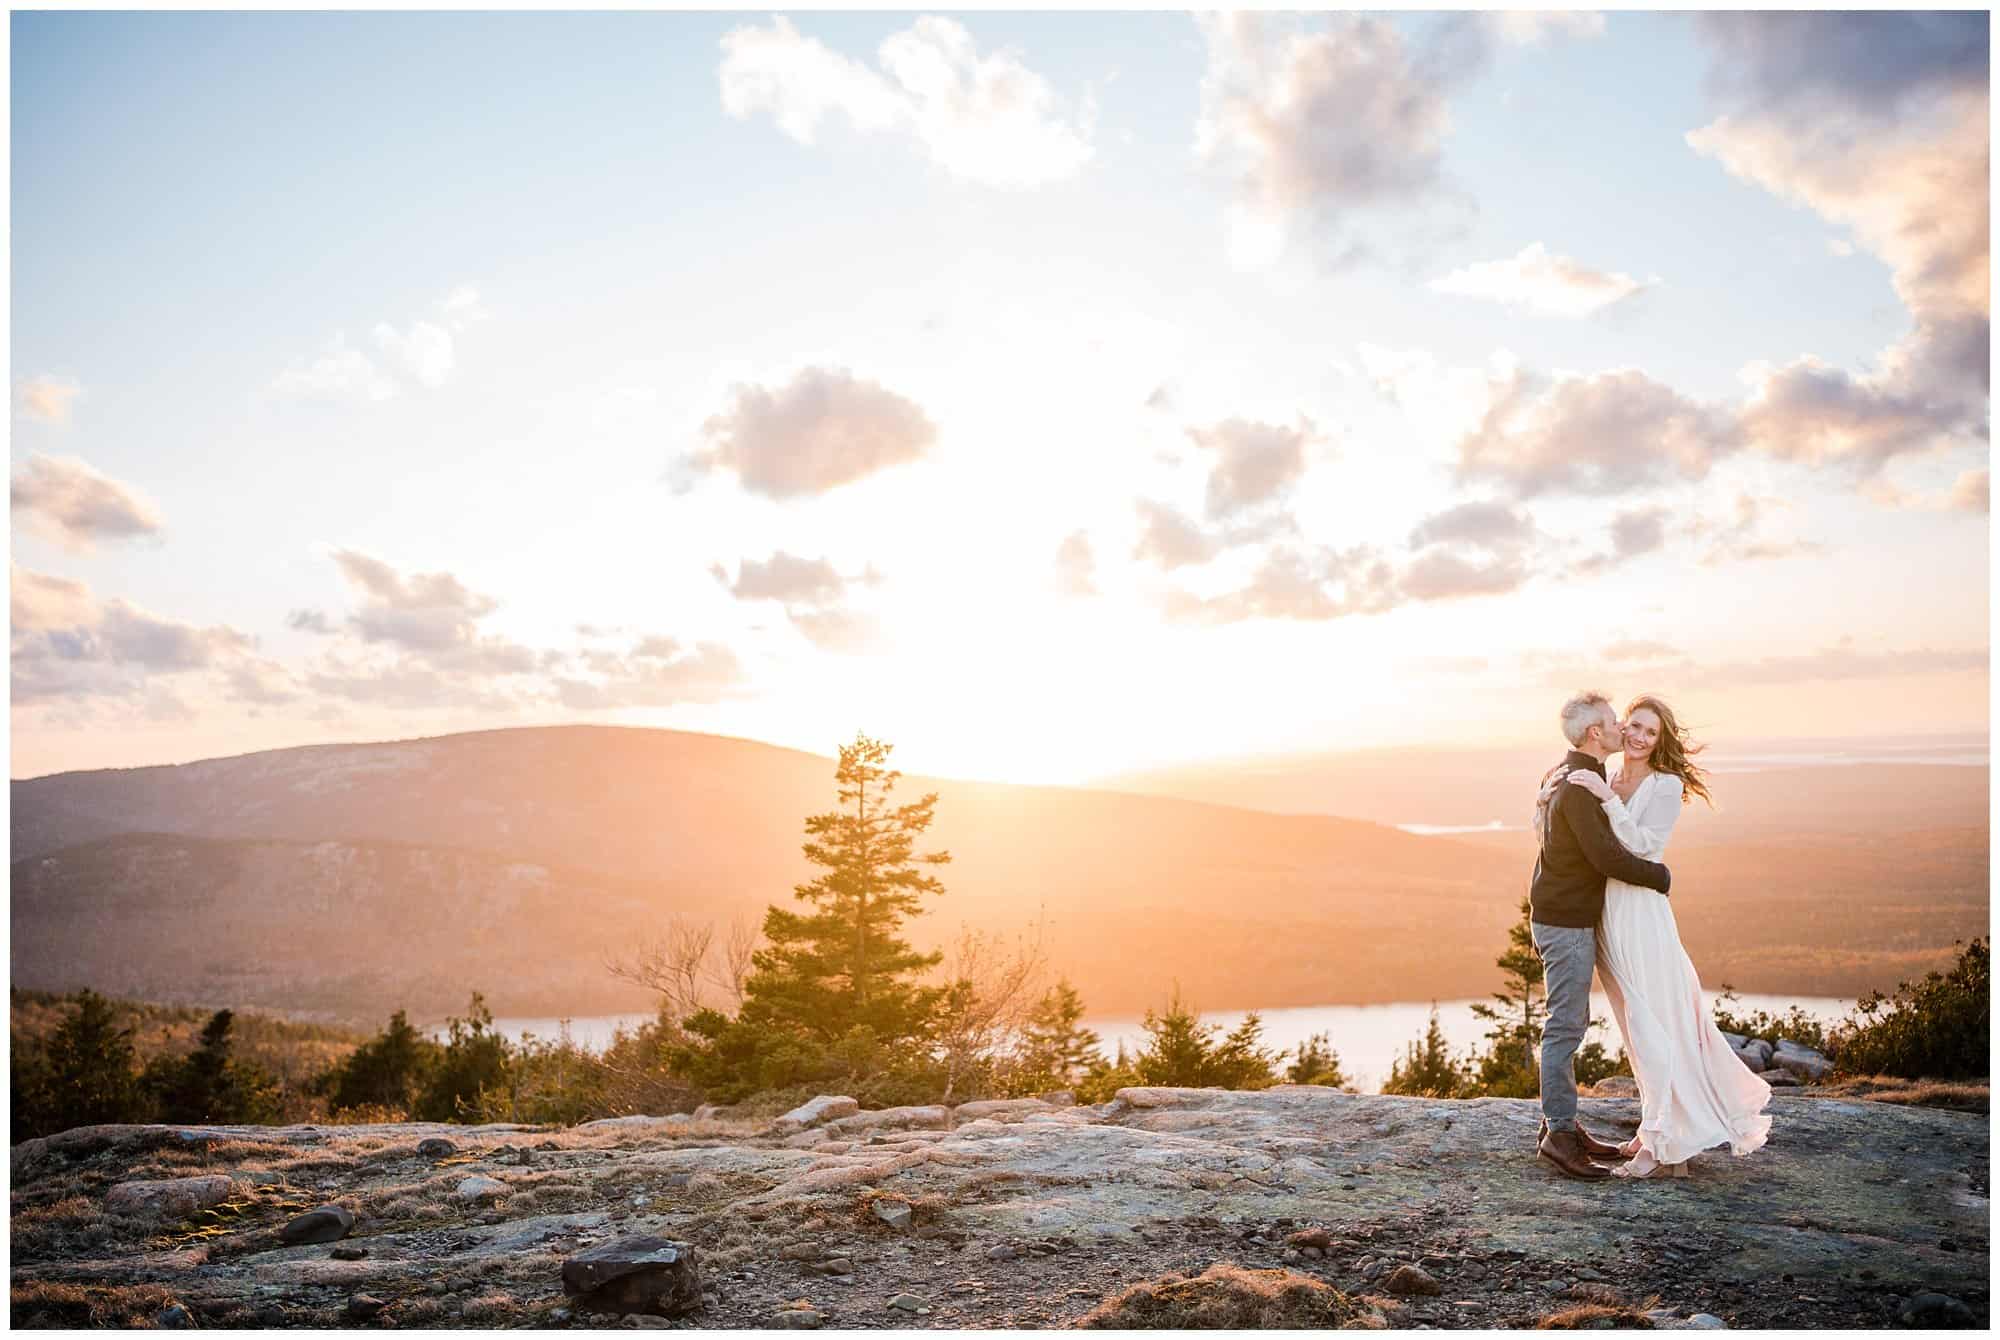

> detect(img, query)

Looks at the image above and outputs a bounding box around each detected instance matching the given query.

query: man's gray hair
[1560,691,1614,747]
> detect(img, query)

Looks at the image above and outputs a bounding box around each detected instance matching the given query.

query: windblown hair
[1626,694,1715,808]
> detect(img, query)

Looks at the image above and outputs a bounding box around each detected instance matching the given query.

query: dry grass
[852,1188,948,1231]
[1814,1075,1988,1112]
[1076,1263,1367,1329]
[12,1281,182,1328]
[11,1195,125,1261]
[1537,1302,1657,1329]
[460,1290,521,1323]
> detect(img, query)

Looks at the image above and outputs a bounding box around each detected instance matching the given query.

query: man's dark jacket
[1530,749,1672,928]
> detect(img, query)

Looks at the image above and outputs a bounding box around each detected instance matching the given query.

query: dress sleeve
[1599,775,1685,859]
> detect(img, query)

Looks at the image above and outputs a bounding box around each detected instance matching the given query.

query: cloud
[1608,506,1672,558]
[1407,500,1535,549]
[372,319,455,389]
[1187,416,1317,521]
[719,15,1094,188]
[711,550,882,654]
[1429,242,1659,317]
[272,335,397,404]
[332,550,500,654]
[1163,544,1409,625]
[1193,13,1471,266]
[1455,366,1741,497]
[1950,468,1990,512]
[11,564,256,705]
[550,638,750,709]
[1132,499,1222,571]
[277,286,484,402]
[714,551,849,605]
[224,658,301,707]
[1054,531,1097,597]
[690,366,938,500]
[10,454,165,554]
[15,375,81,425]
[1398,548,1530,601]
[1689,12,1988,475]
[287,608,337,635]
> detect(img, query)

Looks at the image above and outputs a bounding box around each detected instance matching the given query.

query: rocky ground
[10,1084,1988,1329]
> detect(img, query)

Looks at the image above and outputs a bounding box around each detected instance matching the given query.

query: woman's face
[1624,707,1662,763]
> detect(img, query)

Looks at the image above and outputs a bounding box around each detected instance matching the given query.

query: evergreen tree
[1128,987,1279,1090]
[1467,897,1548,1097]
[35,990,144,1132]
[1286,1031,1347,1088]
[148,1010,282,1124]
[740,733,952,1047]
[416,993,512,1122]
[1382,1005,1471,1097]
[1017,979,1102,1091]
[324,1009,441,1115]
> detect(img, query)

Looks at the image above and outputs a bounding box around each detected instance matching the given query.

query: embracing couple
[1529,691,1773,1181]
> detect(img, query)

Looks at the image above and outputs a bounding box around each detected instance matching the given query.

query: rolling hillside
[11,726,1986,1025]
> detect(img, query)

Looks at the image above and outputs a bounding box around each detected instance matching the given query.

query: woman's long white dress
[1595,771,1773,1177]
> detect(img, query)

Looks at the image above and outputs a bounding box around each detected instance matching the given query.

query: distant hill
[11,726,1987,1026]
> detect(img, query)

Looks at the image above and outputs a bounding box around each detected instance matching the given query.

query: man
[1530,691,1672,1181]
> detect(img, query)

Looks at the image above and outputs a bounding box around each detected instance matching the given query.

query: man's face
[1592,707,1624,754]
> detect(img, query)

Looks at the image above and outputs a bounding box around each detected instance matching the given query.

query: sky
[9,9,1992,786]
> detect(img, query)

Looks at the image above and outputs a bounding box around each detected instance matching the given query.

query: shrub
[1712,987,1832,1053]
[1832,938,1988,1080]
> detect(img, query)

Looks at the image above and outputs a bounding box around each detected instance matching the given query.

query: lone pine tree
[739,732,953,1047]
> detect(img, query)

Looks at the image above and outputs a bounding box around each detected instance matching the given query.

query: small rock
[778,1242,824,1262]
[1590,1076,1639,1097]
[279,1205,355,1245]
[1687,1314,1727,1330]
[550,1307,572,1324]
[457,1175,509,1202]
[986,1243,1019,1262]
[331,1245,369,1261]
[517,1146,536,1166]
[812,1258,854,1276]
[1282,1248,1301,1263]
[1897,1293,1975,1328]
[347,1295,387,1321]
[1764,1071,1802,1088]
[888,1293,929,1313]
[770,1311,825,1330]
[1385,1265,1443,1297]
[416,1137,457,1158]
[872,1199,914,1231]
[1287,1227,1333,1250]
[154,1303,195,1329]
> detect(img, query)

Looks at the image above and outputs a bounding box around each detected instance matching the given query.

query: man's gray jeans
[1530,920,1596,1131]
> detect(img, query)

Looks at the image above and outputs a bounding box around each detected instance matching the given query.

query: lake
[464,991,1852,1095]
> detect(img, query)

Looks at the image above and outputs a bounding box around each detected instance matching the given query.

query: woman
[1562,695,1772,1178]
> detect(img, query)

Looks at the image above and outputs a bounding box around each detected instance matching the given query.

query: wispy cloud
[1429,242,1659,318]
[11,454,165,554]
[720,15,1094,188]
[15,374,82,425]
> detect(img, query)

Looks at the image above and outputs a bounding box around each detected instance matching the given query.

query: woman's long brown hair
[1627,694,1715,808]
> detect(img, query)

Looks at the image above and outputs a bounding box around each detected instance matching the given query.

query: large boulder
[1770,1043,1832,1081]
[561,1236,704,1318]
[773,1095,859,1131]
[104,1175,236,1219]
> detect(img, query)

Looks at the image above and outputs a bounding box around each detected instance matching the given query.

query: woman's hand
[1565,769,1615,802]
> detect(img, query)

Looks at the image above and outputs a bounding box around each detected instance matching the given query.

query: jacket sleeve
[1599,775,1685,860]
[1560,786,1672,893]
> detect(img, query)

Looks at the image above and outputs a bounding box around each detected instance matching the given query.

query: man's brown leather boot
[1539,1117,1631,1161]
[1538,1127,1613,1180]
